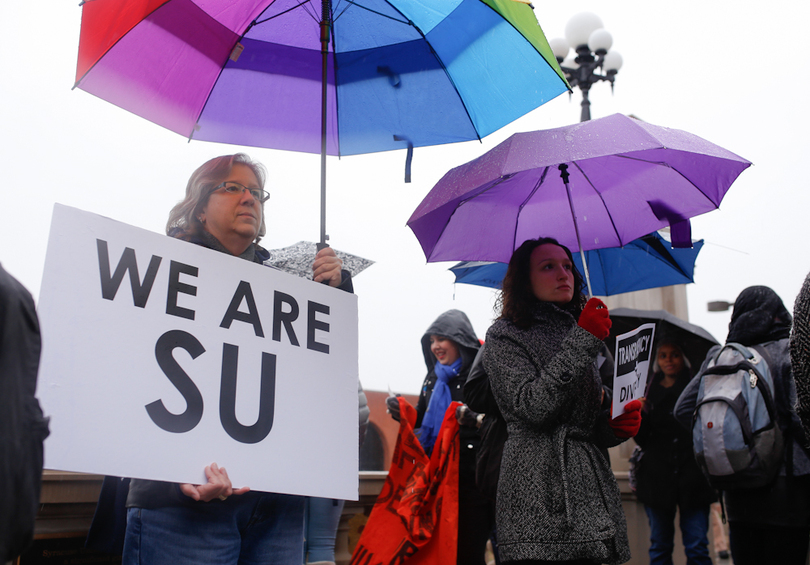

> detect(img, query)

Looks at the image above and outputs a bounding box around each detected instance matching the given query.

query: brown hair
[496,237,585,328]
[166,153,267,243]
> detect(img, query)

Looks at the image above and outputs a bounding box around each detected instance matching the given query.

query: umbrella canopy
[74,0,569,244]
[408,114,751,265]
[265,241,374,279]
[450,232,704,295]
[607,308,719,375]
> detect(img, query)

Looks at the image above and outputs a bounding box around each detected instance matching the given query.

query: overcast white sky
[1,0,808,395]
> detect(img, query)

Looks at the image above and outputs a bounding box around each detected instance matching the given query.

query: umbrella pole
[559,164,593,297]
[318,0,331,251]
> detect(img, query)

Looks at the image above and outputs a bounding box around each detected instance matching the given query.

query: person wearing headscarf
[791,272,810,442]
[675,285,810,565]
[387,309,493,565]
[634,340,715,565]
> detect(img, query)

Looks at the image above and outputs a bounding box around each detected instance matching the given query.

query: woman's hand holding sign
[609,399,643,439]
[180,462,250,502]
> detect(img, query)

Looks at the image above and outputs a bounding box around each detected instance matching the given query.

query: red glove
[609,399,643,438]
[577,297,612,340]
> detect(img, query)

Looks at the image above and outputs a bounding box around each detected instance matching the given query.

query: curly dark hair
[496,237,586,328]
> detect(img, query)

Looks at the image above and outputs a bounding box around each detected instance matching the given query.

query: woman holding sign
[483,237,641,565]
[122,153,351,565]
[633,340,715,565]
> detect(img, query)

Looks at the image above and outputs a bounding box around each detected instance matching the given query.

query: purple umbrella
[407,114,751,294]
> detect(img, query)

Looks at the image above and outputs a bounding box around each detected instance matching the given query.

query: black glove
[456,404,482,428]
[386,395,401,422]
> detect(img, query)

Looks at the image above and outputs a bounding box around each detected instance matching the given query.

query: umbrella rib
[191,2,326,142]
[255,0,320,24]
[340,0,410,24]
[639,233,691,278]
[612,154,722,208]
[571,161,624,248]
[512,166,548,251]
[74,0,173,88]
[430,175,511,260]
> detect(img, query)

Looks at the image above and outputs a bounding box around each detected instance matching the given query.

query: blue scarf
[419,357,462,452]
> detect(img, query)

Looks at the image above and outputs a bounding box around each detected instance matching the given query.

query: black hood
[727,285,792,346]
[420,309,481,373]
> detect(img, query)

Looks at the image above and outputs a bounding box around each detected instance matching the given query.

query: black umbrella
[607,308,720,375]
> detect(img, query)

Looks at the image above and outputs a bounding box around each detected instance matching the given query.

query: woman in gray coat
[483,238,640,565]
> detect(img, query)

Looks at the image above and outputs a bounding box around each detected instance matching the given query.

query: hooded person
[387,309,493,565]
[675,285,810,565]
[634,339,715,565]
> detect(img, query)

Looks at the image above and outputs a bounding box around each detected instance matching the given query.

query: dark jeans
[458,478,495,565]
[645,505,711,565]
[123,493,305,565]
[728,521,810,565]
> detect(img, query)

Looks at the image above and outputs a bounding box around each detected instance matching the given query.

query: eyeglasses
[213,182,270,203]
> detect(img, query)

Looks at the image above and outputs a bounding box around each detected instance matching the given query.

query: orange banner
[350,397,460,565]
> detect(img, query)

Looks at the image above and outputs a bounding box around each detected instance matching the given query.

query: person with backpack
[674,285,810,565]
[633,340,715,565]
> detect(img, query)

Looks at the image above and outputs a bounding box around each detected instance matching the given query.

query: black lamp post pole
[559,45,617,123]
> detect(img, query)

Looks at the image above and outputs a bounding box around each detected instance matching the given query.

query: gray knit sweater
[483,302,630,565]
[792,271,810,443]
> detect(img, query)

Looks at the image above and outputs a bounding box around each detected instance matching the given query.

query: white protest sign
[611,323,656,418]
[37,204,359,500]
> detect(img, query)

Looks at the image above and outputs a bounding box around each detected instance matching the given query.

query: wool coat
[483,302,631,565]
[792,271,810,443]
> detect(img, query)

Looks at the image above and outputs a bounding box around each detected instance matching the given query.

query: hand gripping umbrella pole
[559,163,593,297]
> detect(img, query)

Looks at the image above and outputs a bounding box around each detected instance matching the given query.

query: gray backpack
[692,343,784,490]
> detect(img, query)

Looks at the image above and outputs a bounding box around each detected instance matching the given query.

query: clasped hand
[180,462,250,502]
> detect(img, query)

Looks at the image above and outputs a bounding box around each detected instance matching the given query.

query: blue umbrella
[449,232,703,296]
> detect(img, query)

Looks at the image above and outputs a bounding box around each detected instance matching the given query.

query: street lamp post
[549,12,622,122]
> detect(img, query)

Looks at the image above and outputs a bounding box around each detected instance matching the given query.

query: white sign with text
[37,204,359,499]
[611,323,656,418]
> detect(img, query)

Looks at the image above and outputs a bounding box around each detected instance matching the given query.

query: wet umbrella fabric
[74,0,569,245]
[449,232,704,296]
[265,241,373,279]
[408,114,751,265]
[607,308,719,374]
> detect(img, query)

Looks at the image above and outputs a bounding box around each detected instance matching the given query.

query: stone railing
[24,467,704,565]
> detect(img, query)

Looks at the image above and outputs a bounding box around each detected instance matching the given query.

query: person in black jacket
[388,309,493,565]
[675,286,810,565]
[0,264,50,563]
[634,340,715,565]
